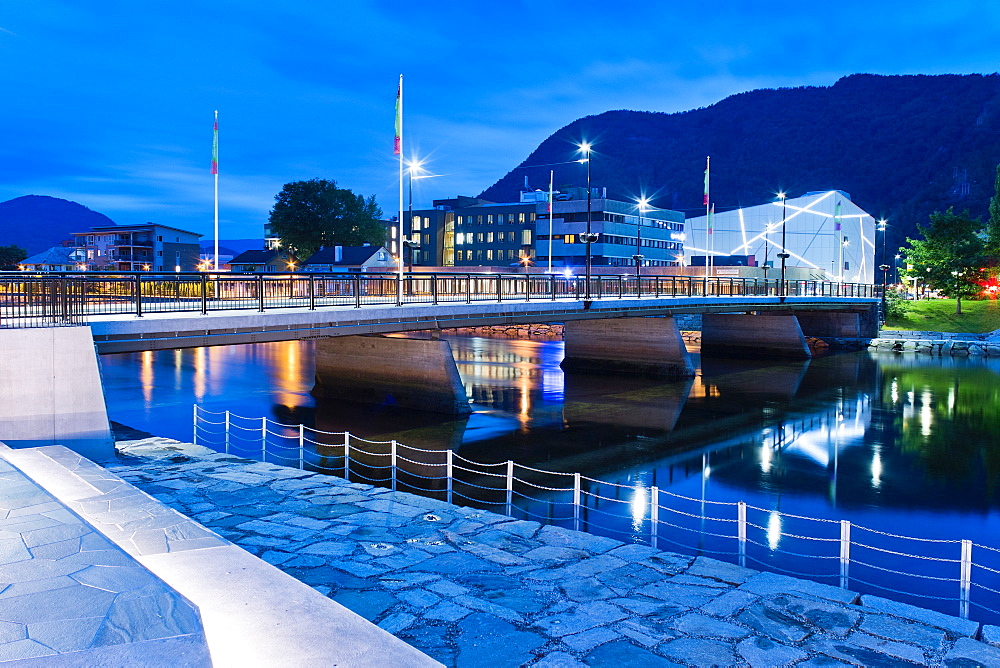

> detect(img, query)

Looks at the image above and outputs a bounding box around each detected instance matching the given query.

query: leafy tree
[903,208,984,314]
[0,245,27,270]
[986,164,1000,258]
[268,179,384,259]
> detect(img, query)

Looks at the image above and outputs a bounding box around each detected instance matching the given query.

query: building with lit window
[684,190,876,283]
[71,223,202,271]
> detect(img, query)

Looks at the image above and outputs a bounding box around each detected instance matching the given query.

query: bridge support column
[313,335,471,415]
[702,313,811,359]
[561,316,695,378]
[795,311,862,338]
[0,327,115,460]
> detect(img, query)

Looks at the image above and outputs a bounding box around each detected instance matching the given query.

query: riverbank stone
[105,437,989,666]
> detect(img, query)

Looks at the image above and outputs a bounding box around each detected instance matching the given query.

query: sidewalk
[110,437,1000,667]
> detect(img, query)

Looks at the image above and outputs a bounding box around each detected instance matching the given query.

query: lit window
[519,213,526,223]
[487,215,494,225]
[497,214,505,224]
[487,250,493,261]
[456,233,464,245]
[522,230,532,245]
[487,232,494,243]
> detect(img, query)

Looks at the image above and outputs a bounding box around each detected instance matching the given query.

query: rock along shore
[108,437,1000,667]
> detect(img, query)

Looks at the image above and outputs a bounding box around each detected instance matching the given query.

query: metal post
[650,486,660,549]
[260,416,267,463]
[496,274,502,302]
[839,520,851,590]
[960,539,972,619]
[390,440,398,491]
[573,472,582,532]
[354,274,361,308]
[200,274,208,315]
[505,460,514,517]
[257,274,265,312]
[446,449,454,504]
[224,410,230,454]
[550,273,556,301]
[466,274,472,303]
[344,434,351,480]
[738,502,747,568]
[192,405,199,445]
[432,274,438,305]
[298,423,305,470]
[135,274,143,317]
[309,275,316,310]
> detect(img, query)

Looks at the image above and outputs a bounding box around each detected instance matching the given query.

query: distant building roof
[76,223,203,237]
[229,250,283,265]
[305,246,383,265]
[20,246,86,266]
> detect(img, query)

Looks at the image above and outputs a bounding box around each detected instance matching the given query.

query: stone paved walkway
[109,437,1000,667]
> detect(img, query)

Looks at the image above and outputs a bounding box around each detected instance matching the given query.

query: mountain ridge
[0,195,117,254]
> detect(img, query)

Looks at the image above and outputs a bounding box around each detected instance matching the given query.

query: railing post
[573,472,582,532]
[391,440,398,492]
[446,449,454,504]
[344,433,351,480]
[505,460,514,516]
[224,410,230,454]
[496,274,502,302]
[960,539,972,619]
[738,501,747,568]
[135,275,143,317]
[354,275,362,308]
[524,275,530,302]
[260,416,267,463]
[200,274,208,315]
[309,275,316,310]
[466,274,472,303]
[432,275,439,305]
[192,405,199,445]
[257,274,265,312]
[618,274,623,298]
[298,424,305,470]
[839,520,851,590]
[650,486,660,549]
[550,274,556,301]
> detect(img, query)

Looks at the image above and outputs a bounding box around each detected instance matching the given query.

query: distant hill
[480,73,1000,253]
[0,195,116,254]
[199,239,265,256]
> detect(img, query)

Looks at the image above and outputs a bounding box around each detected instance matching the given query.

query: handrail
[192,405,995,623]
[0,271,881,323]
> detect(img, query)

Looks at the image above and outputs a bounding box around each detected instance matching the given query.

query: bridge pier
[795,311,862,338]
[313,335,471,415]
[561,316,695,378]
[0,327,115,460]
[701,313,811,359]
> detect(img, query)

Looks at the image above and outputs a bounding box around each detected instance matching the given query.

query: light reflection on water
[101,335,1000,621]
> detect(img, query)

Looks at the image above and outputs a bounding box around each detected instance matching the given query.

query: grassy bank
[884,298,1000,333]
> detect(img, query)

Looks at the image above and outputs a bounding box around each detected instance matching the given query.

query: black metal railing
[0,271,880,322]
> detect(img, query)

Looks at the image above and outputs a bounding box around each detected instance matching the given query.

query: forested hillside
[481,74,1000,252]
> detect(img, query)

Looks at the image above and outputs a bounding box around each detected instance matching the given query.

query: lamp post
[776,192,789,298]
[878,219,889,287]
[633,196,648,297]
[894,254,901,285]
[577,142,597,303]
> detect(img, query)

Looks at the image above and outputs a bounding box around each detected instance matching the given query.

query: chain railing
[192,405,999,624]
[0,271,879,321]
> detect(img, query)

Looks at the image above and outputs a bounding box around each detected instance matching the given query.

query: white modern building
[685,191,877,284]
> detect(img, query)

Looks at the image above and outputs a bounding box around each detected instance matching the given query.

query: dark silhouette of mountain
[480,74,1000,253]
[0,195,116,254]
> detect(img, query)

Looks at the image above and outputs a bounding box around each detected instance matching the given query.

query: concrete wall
[561,316,695,378]
[796,311,862,338]
[313,335,471,414]
[701,313,811,359]
[0,327,114,460]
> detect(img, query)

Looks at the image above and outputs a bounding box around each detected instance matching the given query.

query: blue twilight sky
[2,1,998,240]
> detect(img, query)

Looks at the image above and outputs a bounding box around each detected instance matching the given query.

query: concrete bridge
[0,271,879,461]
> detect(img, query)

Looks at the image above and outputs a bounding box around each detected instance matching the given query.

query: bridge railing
[0,271,879,322]
[192,405,999,624]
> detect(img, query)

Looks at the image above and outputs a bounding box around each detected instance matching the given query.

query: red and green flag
[834,200,842,231]
[708,204,715,234]
[394,78,402,155]
[703,161,709,206]
[211,111,219,175]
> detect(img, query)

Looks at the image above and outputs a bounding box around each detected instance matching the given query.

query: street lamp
[894,254,901,285]
[877,219,888,288]
[776,192,789,298]
[577,142,598,303]
[633,196,649,296]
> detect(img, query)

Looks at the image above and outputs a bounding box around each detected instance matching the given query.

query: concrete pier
[702,313,811,359]
[313,335,471,415]
[561,316,695,378]
[0,327,114,460]
[796,310,862,338]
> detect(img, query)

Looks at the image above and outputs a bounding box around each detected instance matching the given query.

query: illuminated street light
[776,192,789,297]
[577,142,597,303]
[633,195,649,296]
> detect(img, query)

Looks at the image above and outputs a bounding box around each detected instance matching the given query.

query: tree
[903,208,984,314]
[986,163,1000,258]
[0,245,27,270]
[267,179,384,259]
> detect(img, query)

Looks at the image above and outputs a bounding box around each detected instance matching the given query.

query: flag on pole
[834,200,842,231]
[394,80,402,155]
[708,204,714,234]
[703,163,710,206]
[211,113,219,175]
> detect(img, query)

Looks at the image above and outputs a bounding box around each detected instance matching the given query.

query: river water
[99,335,1000,623]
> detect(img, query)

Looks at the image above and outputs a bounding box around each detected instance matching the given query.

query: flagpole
[547,170,554,275]
[212,110,219,271]
[396,75,404,305]
[705,156,710,279]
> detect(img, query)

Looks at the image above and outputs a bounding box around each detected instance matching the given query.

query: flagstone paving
[109,437,1000,667]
